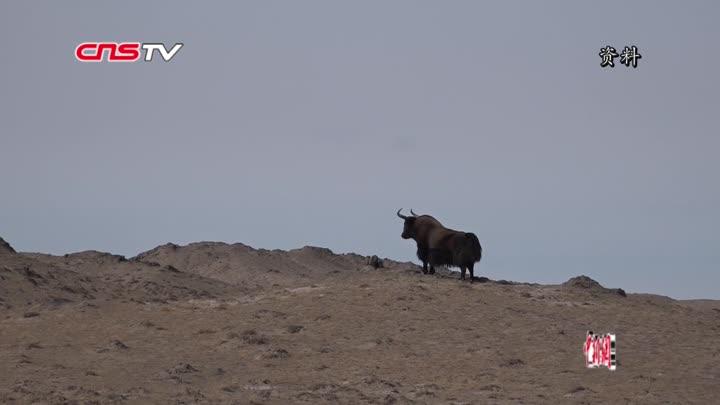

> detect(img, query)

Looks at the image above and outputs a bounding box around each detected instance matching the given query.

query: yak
[397,208,482,282]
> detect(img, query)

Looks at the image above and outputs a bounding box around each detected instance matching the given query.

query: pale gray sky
[1,1,718,299]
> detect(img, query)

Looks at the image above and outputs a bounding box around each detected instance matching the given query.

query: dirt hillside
[1,238,718,404]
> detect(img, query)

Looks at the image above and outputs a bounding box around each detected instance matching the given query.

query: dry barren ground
[1,237,718,404]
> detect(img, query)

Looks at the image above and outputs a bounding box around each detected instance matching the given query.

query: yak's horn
[410,209,418,217]
[397,208,408,220]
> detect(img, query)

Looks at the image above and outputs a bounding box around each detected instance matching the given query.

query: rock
[165,363,199,384]
[500,358,525,367]
[563,275,603,289]
[161,265,181,273]
[111,340,129,350]
[241,330,268,345]
[294,246,334,256]
[168,363,198,374]
[563,276,626,297]
[0,237,16,255]
[265,348,289,359]
[367,255,384,269]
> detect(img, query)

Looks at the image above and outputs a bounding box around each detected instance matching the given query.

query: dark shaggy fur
[398,209,483,282]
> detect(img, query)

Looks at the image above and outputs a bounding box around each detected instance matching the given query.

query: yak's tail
[464,232,482,263]
[451,232,482,266]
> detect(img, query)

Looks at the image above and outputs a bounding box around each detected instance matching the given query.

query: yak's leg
[417,247,429,274]
[460,266,466,280]
[468,263,475,283]
[428,249,442,274]
[426,249,436,274]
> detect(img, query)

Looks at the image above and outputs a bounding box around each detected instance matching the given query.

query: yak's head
[397,208,420,239]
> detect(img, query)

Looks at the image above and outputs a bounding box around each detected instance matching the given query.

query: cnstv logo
[583,331,617,370]
[75,42,183,62]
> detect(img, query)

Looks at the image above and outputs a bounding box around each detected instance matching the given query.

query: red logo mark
[75,42,182,62]
[583,331,616,370]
